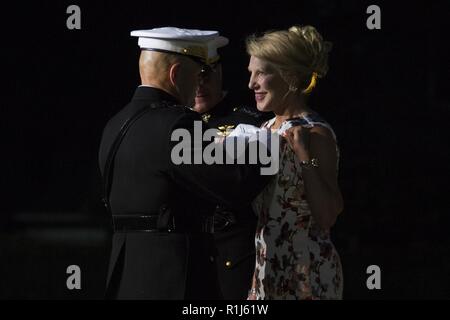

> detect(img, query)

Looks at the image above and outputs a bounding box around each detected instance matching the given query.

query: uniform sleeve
[168,111,273,210]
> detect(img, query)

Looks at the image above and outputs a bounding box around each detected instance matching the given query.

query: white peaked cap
[130,27,229,65]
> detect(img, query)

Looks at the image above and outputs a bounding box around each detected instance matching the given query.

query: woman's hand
[247,288,257,300]
[282,125,312,161]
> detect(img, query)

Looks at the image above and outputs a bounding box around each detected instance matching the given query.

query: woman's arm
[247,272,258,300]
[283,125,343,230]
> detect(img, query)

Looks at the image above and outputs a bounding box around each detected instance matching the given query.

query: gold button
[225,261,232,268]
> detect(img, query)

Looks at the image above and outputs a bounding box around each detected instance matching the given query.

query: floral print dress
[252,113,343,300]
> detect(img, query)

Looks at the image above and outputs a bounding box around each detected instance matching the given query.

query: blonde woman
[245,25,344,300]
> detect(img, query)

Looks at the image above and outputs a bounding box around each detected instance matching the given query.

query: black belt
[112,215,215,234]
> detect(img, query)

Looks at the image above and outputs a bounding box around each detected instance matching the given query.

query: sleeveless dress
[252,112,343,300]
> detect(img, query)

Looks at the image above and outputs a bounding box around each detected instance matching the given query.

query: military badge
[217,125,235,137]
[201,113,211,123]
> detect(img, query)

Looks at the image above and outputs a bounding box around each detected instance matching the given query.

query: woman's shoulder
[288,111,327,126]
[284,111,337,141]
[261,117,276,128]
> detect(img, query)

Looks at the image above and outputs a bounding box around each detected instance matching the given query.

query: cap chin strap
[142,48,205,66]
[142,47,220,66]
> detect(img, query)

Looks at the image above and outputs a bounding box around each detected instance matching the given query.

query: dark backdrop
[0,0,449,299]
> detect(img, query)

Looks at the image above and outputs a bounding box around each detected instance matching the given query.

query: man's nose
[198,75,207,85]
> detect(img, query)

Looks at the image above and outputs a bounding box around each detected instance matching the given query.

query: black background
[0,0,449,299]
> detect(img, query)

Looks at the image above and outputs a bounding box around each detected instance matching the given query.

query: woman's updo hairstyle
[246,25,332,94]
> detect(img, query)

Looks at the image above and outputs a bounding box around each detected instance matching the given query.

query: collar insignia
[217,125,235,137]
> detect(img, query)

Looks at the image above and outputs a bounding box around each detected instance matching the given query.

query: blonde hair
[246,25,332,94]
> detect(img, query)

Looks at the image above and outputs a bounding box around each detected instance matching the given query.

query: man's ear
[169,63,181,87]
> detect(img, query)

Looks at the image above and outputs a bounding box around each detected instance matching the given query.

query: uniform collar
[132,86,180,105]
[200,96,233,122]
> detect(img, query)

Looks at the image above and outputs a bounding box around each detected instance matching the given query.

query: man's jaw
[194,98,214,113]
[195,93,210,107]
